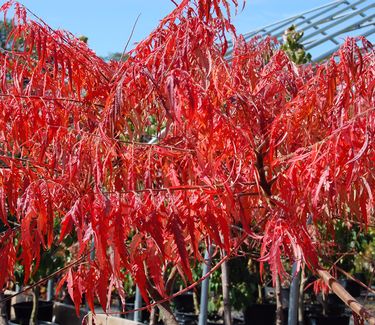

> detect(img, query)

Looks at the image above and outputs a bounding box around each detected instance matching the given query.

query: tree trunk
[147,285,178,325]
[0,291,8,325]
[221,260,232,325]
[149,306,159,325]
[158,300,179,325]
[193,290,200,314]
[29,286,40,325]
[321,292,328,316]
[275,276,284,325]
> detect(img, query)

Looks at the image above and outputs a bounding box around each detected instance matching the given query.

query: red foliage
[0,0,373,312]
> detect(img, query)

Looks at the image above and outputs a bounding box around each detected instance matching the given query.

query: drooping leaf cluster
[0,0,373,313]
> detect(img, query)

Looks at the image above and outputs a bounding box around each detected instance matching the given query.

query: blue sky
[17,0,331,57]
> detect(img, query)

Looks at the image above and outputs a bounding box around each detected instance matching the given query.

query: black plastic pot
[13,300,54,325]
[304,303,323,320]
[62,292,85,306]
[175,311,198,325]
[326,293,346,315]
[339,279,362,298]
[62,293,74,305]
[305,304,323,313]
[123,302,135,320]
[316,293,345,315]
[283,308,289,323]
[173,292,195,313]
[281,288,290,308]
[244,304,276,325]
[207,312,221,323]
[307,314,350,325]
[122,300,150,322]
[4,294,12,320]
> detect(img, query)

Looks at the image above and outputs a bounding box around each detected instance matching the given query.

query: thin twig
[318,269,375,325]
[0,249,93,304]
[121,13,141,62]
[0,93,104,108]
[106,182,257,195]
[336,265,375,295]
[83,233,249,320]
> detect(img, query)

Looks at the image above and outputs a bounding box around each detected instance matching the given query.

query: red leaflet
[66,269,75,309]
[0,185,7,225]
[346,133,369,165]
[168,214,193,281]
[59,213,73,242]
[96,268,109,313]
[313,168,330,207]
[0,232,16,288]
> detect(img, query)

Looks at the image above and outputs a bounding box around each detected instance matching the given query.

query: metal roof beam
[240,0,348,40]
[301,3,375,42]
[305,13,375,50]
[270,0,367,39]
[226,0,374,63]
[313,26,375,61]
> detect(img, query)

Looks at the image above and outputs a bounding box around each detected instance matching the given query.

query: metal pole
[198,246,213,325]
[288,263,300,325]
[134,286,142,322]
[47,279,54,301]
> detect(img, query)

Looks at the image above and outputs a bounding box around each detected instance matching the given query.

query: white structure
[227,0,374,62]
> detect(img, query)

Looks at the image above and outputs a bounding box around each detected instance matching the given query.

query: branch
[276,107,375,164]
[0,153,53,171]
[109,183,257,195]
[0,249,92,304]
[0,93,104,108]
[20,4,111,82]
[120,13,141,63]
[165,266,178,295]
[335,266,375,295]
[317,269,375,325]
[255,151,272,196]
[85,233,249,319]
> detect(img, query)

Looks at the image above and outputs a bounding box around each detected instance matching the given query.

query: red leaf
[313,169,330,207]
[169,215,192,281]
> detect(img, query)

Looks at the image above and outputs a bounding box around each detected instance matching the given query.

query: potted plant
[11,244,67,325]
[228,256,277,325]
[305,290,349,325]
